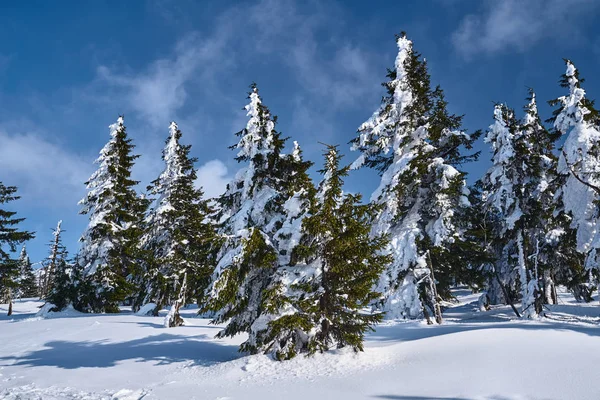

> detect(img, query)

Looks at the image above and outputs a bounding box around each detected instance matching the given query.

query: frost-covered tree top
[482,104,520,231]
[234,85,276,163]
[52,220,62,245]
[151,122,184,200]
[550,61,600,253]
[218,84,288,233]
[350,33,425,172]
[18,245,29,266]
[552,61,597,134]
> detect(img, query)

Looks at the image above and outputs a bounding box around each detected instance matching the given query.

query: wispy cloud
[452,0,599,58]
[94,28,233,128]
[0,125,91,207]
[196,159,232,199]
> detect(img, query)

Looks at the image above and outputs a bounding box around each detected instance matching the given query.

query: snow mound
[35,302,57,317]
[35,304,83,319]
[135,303,157,316]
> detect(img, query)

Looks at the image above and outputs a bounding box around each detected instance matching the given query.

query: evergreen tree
[478,105,523,307]
[479,94,562,317]
[549,60,600,297]
[138,121,218,319]
[77,116,149,313]
[44,221,74,311]
[519,91,565,312]
[205,84,313,354]
[0,183,34,316]
[40,220,64,298]
[16,246,37,298]
[350,33,479,320]
[264,146,389,360]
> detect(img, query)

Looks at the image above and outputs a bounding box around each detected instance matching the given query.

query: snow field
[1,290,599,399]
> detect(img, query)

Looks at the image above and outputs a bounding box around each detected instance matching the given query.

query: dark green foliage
[44,223,75,311]
[0,183,34,315]
[205,85,315,356]
[78,117,149,313]
[139,123,220,315]
[17,247,38,298]
[268,146,390,360]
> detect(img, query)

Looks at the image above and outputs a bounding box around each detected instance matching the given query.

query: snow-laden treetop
[554,61,589,134]
[235,86,275,161]
[485,105,515,167]
[78,117,125,213]
[52,220,62,240]
[149,121,184,211]
[524,91,538,126]
[482,104,521,231]
[350,34,414,169]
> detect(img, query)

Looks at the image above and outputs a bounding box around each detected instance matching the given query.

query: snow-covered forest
[2,32,600,399]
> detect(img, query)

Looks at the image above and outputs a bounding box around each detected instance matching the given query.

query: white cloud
[196,159,231,199]
[452,0,598,58]
[0,128,91,207]
[95,28,233,128]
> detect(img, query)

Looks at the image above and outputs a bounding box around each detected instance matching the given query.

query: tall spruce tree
[478,105,523,308]
[263,146,389,360]
[0,183,34,316]
[205,84,313,354]
[17,246,37,299]
[350,33,479,320]
[549,60,600,298]
[138,121,218,319]
[44,221,73,311]
[77,116,149,313]
[480,97,559,317]
[41,220,64,298]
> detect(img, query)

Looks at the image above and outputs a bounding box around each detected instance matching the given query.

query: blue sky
[1,0,600,263]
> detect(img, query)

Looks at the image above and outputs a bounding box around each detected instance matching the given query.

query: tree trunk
[495,273,521,318]
[426,251,443,325]
[7,288,13,316]
[165,273,187,328]
[543,271,556,304]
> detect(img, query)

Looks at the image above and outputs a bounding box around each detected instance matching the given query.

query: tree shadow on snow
[368,319,600,345]
[0,333,240,369]
[117,321,222,330]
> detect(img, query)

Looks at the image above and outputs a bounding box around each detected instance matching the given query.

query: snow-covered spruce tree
[479,94,560,317]
[519,91,561,313]
[350,33,479,320]
[40,220,64,298]
[204,84,313,354]
[77,116,149,313]
[16,246,38,298]
[263,146,389,360]
[0,183,34,315]
[137,122,218,320]
[549,60,600,299]
[478,104,531,316]
[45,221,74,311]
